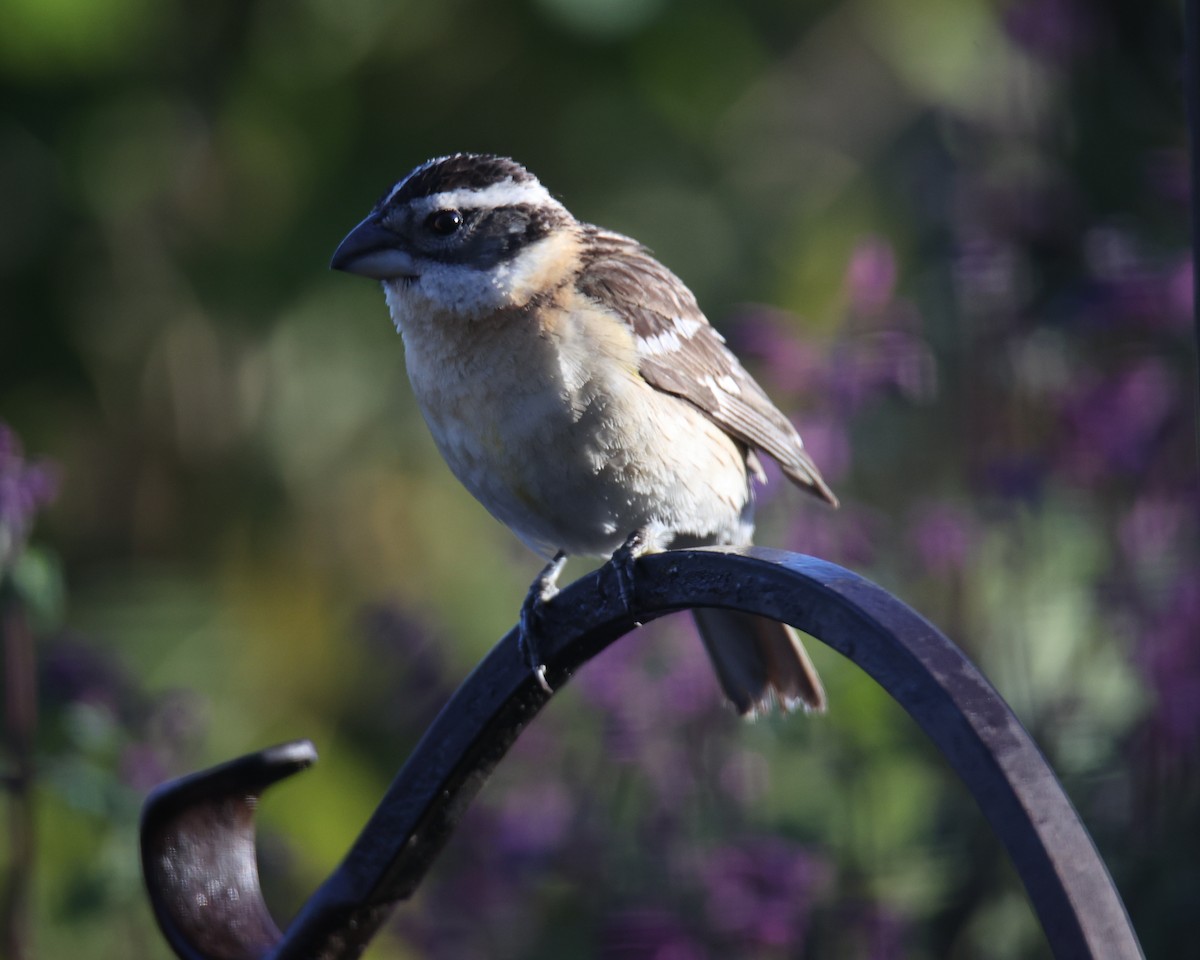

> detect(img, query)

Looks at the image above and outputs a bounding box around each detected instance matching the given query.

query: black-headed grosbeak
[332,154,838,716]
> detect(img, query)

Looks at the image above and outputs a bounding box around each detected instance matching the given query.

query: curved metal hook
[140,739,318,960]
[140,548,1144,960]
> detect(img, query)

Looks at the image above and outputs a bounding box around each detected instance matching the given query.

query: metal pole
[140,548,1144,960]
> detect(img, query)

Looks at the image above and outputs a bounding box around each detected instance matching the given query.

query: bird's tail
[691,608,827,716]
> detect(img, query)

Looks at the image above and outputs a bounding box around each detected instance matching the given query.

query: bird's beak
[330,216,418,280]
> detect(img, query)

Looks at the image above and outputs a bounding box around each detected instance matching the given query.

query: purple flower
[700,838,826,949]
[41,634,131,716]
[953,233,1027,319]
[0,422,59,570]
[1004,0,1095,63]
[792,414,852,486]
[576,636,661,762]
[828,331,937,414]
[600,909,709,960]
[754,436,851,510]
[399,805,541,959]
[1138,572,1200,761]
[908,502,976,575]
[844,236,898,315]
[1081,226,1192,331]
[842,901,910,960]
[717,751,770,809]
[979,454,1048,504]
[577,627,721,758]
[491,780,575,862]
[1058,358,1176,484]
[787,503,882,569]
[356,603,452,730]
[1166,258,1194,331]
[120,743,171,793]
[1118,497,1191,568]
[728,309,829,396]
[574,626,728,818]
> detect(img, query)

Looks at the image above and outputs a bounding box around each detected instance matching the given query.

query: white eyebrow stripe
[407,178,559,213]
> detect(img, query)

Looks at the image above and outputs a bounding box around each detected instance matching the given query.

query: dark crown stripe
[379,154,536,211]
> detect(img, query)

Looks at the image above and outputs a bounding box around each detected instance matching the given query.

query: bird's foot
[519,551,568,695]
[608,528,650,618]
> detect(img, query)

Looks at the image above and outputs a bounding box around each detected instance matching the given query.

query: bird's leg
[608,527,652,616]
[519,550,568,694]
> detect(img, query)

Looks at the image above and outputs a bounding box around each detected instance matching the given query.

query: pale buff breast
[384,273,754,559]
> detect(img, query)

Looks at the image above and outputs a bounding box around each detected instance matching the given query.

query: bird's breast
[387,287,752,557]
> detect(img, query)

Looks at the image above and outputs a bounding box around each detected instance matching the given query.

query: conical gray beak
[330,217,417,280]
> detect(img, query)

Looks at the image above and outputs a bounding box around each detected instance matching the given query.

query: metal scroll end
[139,740,318,960]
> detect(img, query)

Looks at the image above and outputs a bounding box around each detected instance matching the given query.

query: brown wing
[576,226,838,507]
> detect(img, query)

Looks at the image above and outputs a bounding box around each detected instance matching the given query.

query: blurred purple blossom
[1081,227,1193,331]
[731,299,935,422]
[576,626,725,813]
[0,422,59,570]
[953,233,1027,319]
[1118,497,1192,569]
[132,687,210,789]
[793,414,852,485]
[844,236,898,315]
[577,637,660,762]
[1138,573,1200,761]
[1084,226,1143,283]
[828,331,938,413]
[729,309,829,396]
[577,628,721,752]
[979,454,1048,504]
[356,602,452,731]
[1003,0,1095,63]
[658,634,725,725]
[1058,358,1176,484]
[717,750,770,811]
[958,171,1079,251]
[700,838,826,950]
[1084,227,1156,326]
[40,633,131,716]
[399,805,539,959]
[120,743,171,793]
[1165,259,1194,331]
[753,415,849,513]
[37,635,207,791]
[844,901,909,960]
[908,502,976,575]
[787,503,881,569]
[491,780,575,863]
[600,909,709,960]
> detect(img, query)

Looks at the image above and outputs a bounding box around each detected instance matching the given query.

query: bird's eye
[426,209,464,236]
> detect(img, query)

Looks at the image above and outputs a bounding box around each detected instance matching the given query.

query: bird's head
[331,154,578,318]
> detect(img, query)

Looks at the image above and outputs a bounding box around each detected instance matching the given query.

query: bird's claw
[518,551,568,694]
[608,528,648,616]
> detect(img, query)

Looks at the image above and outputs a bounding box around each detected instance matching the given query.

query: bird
[330,153,838,716]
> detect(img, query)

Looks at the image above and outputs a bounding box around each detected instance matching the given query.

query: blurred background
[1,0,1196,957]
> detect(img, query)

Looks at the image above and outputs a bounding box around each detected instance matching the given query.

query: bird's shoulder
[573,225,838,506]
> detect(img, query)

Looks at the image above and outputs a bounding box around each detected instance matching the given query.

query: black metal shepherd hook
[140,548,1144,960]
